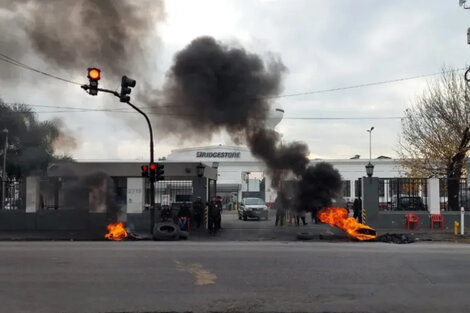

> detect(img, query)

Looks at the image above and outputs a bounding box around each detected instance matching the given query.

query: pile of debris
[375,233,415,244]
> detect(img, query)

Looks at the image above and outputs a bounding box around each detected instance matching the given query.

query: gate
[378,178,428,211]
[1,179,25,210]
[439,178,469,211]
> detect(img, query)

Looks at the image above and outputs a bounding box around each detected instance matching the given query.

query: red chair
[405,214,419,229]
[430,214,444,229]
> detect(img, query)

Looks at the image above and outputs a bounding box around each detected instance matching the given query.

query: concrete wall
[369,211,470,230]
[0,210,107,232]
[363,177,470,229]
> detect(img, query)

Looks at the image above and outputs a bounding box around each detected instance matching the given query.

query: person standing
[215,196,223,230]
[192,196,204,229]
[353,198,360,221]
[177,202,191,231]
[208,198,219,235]
[274,197,285,227]
[296,210,307,226]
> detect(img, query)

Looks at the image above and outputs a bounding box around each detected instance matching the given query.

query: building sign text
[196,152,241,158]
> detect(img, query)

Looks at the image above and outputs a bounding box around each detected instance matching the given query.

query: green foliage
[0,99,73,178]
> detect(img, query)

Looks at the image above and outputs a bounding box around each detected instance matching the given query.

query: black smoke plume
[63,171,120,222]
[159,36,285,138]
[0,0,165,79]
[158,36,342,209]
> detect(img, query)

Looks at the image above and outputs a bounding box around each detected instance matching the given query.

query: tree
[0,100,73,178]
[398,68,470,210]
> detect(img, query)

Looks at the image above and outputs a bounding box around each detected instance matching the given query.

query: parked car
[391,195,425,211]
[238,198,269,221]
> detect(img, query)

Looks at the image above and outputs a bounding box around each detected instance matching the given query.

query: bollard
[461,206,465,235]
[204,206,208,230]
[362,208,366,224]
[454,221,459,236]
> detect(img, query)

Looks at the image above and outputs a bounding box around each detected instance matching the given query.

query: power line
[268,67,466,99]
[0,52,82,86]
[2,101,404,119]
[5,110,403,120]
[1,50,463,99]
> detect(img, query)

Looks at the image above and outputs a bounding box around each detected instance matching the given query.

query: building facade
[166,145,405,205]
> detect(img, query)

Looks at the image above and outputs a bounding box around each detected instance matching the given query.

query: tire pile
[152,222,189,241]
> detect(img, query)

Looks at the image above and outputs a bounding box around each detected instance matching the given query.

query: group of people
[159,196,223,235]
[274,196,364,226]
[274,206,312,227]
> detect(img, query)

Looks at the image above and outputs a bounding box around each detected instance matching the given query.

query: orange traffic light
[87,68,101,80]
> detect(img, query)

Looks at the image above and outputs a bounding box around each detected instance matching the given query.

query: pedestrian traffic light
[87,67,100,96]
[141,165,149,177]
[120,75,136,102]
[156,163,165,181]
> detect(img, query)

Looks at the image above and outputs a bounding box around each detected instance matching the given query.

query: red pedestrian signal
[141,165,149,177]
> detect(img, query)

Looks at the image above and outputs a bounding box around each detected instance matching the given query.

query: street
[0,241,469,313]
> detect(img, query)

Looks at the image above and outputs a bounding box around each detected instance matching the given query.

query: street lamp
[366,127,374,177]
[2,129,8,210]
[365,162,374,177]
[196,163,205,178]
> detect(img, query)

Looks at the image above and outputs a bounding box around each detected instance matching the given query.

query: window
[342,180,351,197]
[244,198,265,205]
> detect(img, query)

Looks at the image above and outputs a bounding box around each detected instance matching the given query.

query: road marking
[175,260,217,285]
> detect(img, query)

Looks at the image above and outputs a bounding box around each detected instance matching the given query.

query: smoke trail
[158,36,342,208]
[0,0,165,79]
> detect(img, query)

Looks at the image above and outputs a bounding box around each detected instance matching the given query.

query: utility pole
[2,129,8,210]
[126,101,155,234]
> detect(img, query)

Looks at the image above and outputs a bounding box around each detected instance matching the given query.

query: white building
[166,105,405,204]
[166,144,404,205]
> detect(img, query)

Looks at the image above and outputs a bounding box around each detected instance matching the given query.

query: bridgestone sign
[196,152,241,158]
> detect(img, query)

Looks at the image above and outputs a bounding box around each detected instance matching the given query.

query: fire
[317,207,377,241]
[104,222,128,241]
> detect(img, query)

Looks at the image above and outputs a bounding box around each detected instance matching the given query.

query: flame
[104,222,128,241]
[317,207,377,241]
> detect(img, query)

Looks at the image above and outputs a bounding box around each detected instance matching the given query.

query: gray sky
[1,0,469,160]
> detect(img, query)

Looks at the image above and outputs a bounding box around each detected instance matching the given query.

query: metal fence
[1,179,25,210]
[439,178,469,211]
[150,180,194,210]
[377,178,428,211]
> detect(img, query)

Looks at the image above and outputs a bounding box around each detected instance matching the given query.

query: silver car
[238,198,269,221]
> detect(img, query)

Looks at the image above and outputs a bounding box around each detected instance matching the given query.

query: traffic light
[141,165,149,177]
[149,163,156,182]
[156,163,165,181]
[148,163,164,182]
[87,67,100,96]
[120,75,136,102]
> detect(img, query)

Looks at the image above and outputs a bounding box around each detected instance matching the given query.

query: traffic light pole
[126,101,156,235]
[81,85,156,234]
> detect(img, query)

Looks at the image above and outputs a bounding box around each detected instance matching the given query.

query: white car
[238,198,269,221]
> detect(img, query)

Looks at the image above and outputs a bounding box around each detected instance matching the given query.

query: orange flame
[317,207,377,241]
[104,222,128,241]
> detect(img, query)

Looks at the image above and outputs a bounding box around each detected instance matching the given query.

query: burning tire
[179,230,189,240]
[297,232,315,240]
[153,222,180,241]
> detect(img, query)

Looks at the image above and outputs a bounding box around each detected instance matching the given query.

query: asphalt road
[0,241,469,313]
